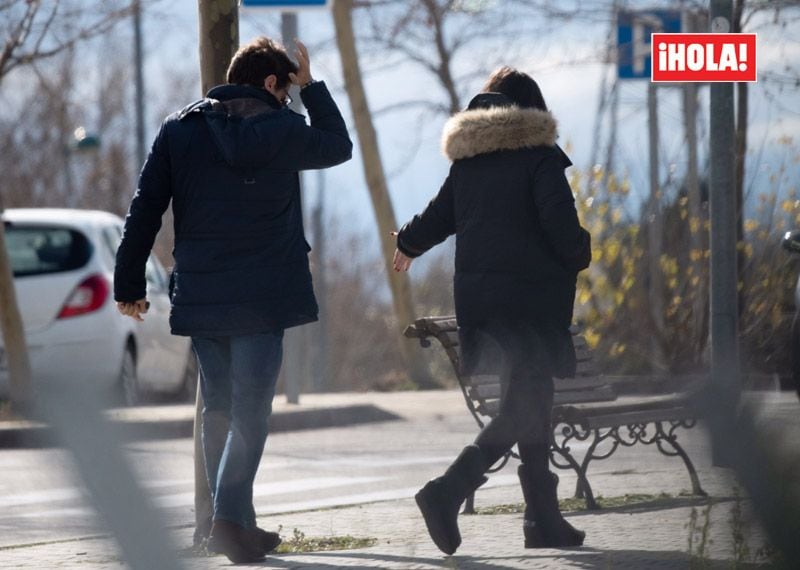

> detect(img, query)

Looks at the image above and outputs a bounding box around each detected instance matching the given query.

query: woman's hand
[393,249,413,272]
[288,39,313,86]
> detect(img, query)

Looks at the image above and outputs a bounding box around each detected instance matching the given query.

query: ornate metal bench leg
[551,447,600,510]
[574,434,603,500]
[575,471,598,510]
[463,491,475,514]
[654,421,707,497]
[664,437,707,497]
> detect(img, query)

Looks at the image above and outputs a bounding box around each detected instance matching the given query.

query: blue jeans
[191,330,284,528]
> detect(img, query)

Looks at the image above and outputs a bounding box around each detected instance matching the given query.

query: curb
[0,403,401,449]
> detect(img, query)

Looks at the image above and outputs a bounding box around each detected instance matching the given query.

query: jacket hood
[442,98,559,161]
[179,84,292,168]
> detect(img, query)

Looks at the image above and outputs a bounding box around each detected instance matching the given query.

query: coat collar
[441,105,558,161]
[206,83,283,110]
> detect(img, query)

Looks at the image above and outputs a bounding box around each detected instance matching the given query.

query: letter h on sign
[618,9,682,80]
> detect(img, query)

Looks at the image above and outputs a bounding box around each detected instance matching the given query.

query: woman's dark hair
[482,66,547,111]
[226,37,298,90]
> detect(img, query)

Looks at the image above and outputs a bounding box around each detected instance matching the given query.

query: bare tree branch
[0,0,39,79]
[0,0,134,85]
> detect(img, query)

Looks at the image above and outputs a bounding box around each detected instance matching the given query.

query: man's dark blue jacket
[114,81,352,336]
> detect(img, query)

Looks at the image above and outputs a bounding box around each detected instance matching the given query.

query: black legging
[470,322,555,470]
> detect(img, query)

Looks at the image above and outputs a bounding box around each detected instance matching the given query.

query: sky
[141,1,799,233]
[7,1,800,255]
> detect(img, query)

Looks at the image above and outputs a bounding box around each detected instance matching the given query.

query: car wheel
[181,350,199,402]
[119,346,140,406]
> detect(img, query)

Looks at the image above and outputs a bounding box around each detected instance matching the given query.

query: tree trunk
[332,0,435,388]
[194,0,239,544]
[0,207,32,410]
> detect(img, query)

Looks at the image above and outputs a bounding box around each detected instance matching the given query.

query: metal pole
[314,170,329,391]
[133,0,146,169]
[63,146,75,207]
[709,0,739,467]
[682,11,705,351]
[282,11,303,404]
[647,81,664,370]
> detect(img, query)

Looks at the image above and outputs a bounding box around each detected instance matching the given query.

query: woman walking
[394,67,591,554]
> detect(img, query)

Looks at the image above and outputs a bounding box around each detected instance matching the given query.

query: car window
[101,224,165,291]
[145,258,162,289]
[5,225,93,277]
[100,226,121,270]
[148,256,168,290]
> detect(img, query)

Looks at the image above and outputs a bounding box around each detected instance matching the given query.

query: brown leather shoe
[208,519,266,563]
[251,526,281,553]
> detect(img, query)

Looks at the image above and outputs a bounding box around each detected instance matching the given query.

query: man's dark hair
[482,66,548,111]
[226,37,298,90]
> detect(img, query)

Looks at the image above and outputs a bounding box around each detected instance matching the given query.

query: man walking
[114,37,351,563]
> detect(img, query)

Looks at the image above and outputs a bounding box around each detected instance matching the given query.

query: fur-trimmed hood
[442,105,558,161]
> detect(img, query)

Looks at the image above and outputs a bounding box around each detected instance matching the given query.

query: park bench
[404,316,707,512]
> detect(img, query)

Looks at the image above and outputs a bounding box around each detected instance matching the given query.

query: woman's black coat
[397,94,591,377]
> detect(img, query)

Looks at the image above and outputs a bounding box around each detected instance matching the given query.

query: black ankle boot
[518,465,585,548]
[415,445,488,555]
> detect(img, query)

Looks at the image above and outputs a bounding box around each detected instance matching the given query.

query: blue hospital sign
[618,9,682,79]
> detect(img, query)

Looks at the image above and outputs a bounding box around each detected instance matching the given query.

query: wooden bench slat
[468,376,610,399]
[570,407,695,430]
[555,377,609,391]
[435,330,460,349]
[554,386,617,405]
[469,384,500,400]
[473,383,612,401]
[422,317,458,333]
[480,385,618,416]
[479,399,500,416]
[574,360,598,376]
[561,393,693,415]
[465,374,500,386]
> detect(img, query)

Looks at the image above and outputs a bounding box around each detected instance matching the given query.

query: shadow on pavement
[563,494,735,518]
[241,548,764,569]
[0,404,402,449]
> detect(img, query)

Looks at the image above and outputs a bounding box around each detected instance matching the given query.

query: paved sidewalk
[1,391,797,569]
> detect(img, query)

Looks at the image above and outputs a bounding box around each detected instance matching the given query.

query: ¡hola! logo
[651,33,757,82]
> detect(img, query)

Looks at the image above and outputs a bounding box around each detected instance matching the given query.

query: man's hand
[117,299,149,322]
[393,249,413,272]
[288,39,313,86]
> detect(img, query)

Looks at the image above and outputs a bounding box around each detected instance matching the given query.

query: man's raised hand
[288,39,313,86]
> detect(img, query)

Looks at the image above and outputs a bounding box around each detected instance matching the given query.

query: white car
[0,208,196,405]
